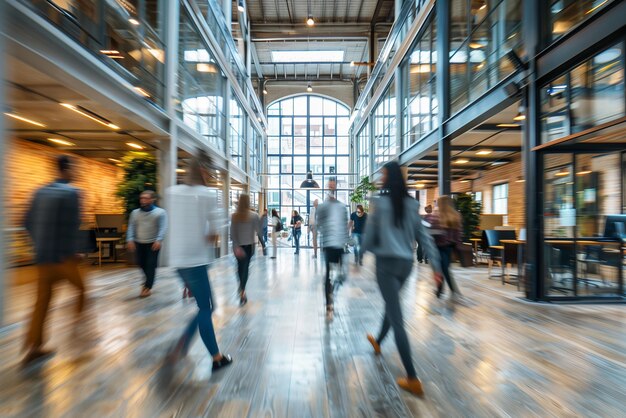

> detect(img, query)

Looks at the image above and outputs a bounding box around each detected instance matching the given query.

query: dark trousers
[375,257,417,378]
[237,245,254,292]
[176,265,219,356]
[437,245,459,297]
[324,247,344,306]
[136,242,160,289]
[416,241,428,262]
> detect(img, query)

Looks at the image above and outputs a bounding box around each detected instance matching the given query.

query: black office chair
[548,246,575,294]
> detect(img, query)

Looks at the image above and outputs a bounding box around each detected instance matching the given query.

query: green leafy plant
[350,176,377,209]
[455,193,482,242]
[115,152,158,219]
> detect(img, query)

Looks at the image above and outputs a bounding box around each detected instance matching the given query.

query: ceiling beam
[450,145,522,152]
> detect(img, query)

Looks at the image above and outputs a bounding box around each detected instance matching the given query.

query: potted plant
[350,176,377,210]
[455,193,482,242]
[115,152,158,265]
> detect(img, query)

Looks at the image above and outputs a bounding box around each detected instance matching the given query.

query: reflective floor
[1,249,625,417]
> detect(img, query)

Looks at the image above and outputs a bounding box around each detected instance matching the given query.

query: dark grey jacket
[362,195,442,273]
[25,181,81,264]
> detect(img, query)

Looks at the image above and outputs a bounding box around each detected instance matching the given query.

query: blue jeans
[177,265,219,356]
[437,245,459,297]
[352,233,363,263]
[293,229,301,253]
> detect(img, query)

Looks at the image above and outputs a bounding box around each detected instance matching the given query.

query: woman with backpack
[270,209,281,259]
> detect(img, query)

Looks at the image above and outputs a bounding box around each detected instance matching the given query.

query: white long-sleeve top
[166,185,225,268]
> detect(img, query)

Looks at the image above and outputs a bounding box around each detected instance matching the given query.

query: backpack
[275,219,284,232]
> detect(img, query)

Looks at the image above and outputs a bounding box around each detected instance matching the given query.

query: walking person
[23,155,87,366]
[416,204,433,264]
[270,209,281,259]
[362,161,442,396]
[429,196,464,300]
[349,204,368,265]
[230,194,260,306]
[126,190,167,298]
[310,199,319,259]
[258,208,268,256]
[290,210,304,255]
[166,150,232,372]
[316,177,349,315]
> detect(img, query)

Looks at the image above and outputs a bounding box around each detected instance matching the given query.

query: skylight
[271,50,344,63]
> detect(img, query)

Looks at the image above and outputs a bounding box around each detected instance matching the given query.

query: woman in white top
[270,209,281,259]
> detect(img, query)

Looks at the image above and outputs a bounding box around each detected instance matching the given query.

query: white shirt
[166,185,225,268]
[309,206,317,226]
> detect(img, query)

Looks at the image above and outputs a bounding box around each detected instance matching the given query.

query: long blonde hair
[437,195,461,230]
[232,194,252,223]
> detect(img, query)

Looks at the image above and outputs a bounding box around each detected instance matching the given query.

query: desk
[96,237,121,266]
[501,239,525,289]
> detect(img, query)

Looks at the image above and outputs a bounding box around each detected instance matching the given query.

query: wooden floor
[1,249,625,418]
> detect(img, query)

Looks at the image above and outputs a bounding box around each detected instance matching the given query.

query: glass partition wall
[267,95,351,246]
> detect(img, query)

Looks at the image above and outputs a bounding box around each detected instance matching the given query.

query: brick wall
[4,138,124,265]
[416,157,526,230]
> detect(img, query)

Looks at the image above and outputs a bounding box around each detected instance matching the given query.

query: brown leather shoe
[397,377,424,396]
[366,334,381,355]
[22,348,56,368]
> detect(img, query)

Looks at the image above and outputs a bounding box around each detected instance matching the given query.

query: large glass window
[266,95,351,236]
[550,0,615,41]
[178,10,226,152]
[357,123,371,179]
[373,82,397,170]
[229,93,247,169]
[402,12,438,148]
[493,183,509,214]
[449,0,522,115]
[540,42,625,144]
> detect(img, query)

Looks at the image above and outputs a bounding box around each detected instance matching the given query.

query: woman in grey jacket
[362,161,443,396]
[230,194,260,306]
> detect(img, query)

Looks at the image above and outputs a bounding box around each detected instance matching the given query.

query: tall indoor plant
[115,152,158,219]
[350,176,377,210]
[455,193,482,242]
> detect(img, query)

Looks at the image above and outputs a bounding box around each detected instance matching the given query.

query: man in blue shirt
[126,190,167,298]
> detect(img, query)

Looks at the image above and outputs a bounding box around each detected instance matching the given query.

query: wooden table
[470,238,482,264]
[96,237,122,266]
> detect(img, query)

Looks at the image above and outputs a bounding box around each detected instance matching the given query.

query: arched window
[266,95,351,234]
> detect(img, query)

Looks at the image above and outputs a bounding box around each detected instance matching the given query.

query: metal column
[436,0,451,195]
[0,0,6,325]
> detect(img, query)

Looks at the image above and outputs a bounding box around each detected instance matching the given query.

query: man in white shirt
[166,150,232,373]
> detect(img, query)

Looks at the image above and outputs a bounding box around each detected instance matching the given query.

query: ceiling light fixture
[126,142,144,150]
[47,138,75,146]
[237,0,245,12]
[4,112,46,127]
[307,82,313,92]
[454,158,470,164]
[108,158,122,163]
[515,176,526,183]
[300,171,320,188]
[496,123,520,128]
[479,4,487,10]
[469,42,486,49]
[60,103,120,129]
[128,18,140,25]
[100,50,120,55]
[476,149,493,156]
[513,111,526,121]
[576,167,592,175]
[176,168,187,173]
[263,88,268,95]
[307,15,315,26]
[460,179,470,183]
[196,63,218,73]
[555,170,570,177]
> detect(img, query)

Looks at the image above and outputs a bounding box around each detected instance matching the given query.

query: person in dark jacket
[23,155,86,366]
